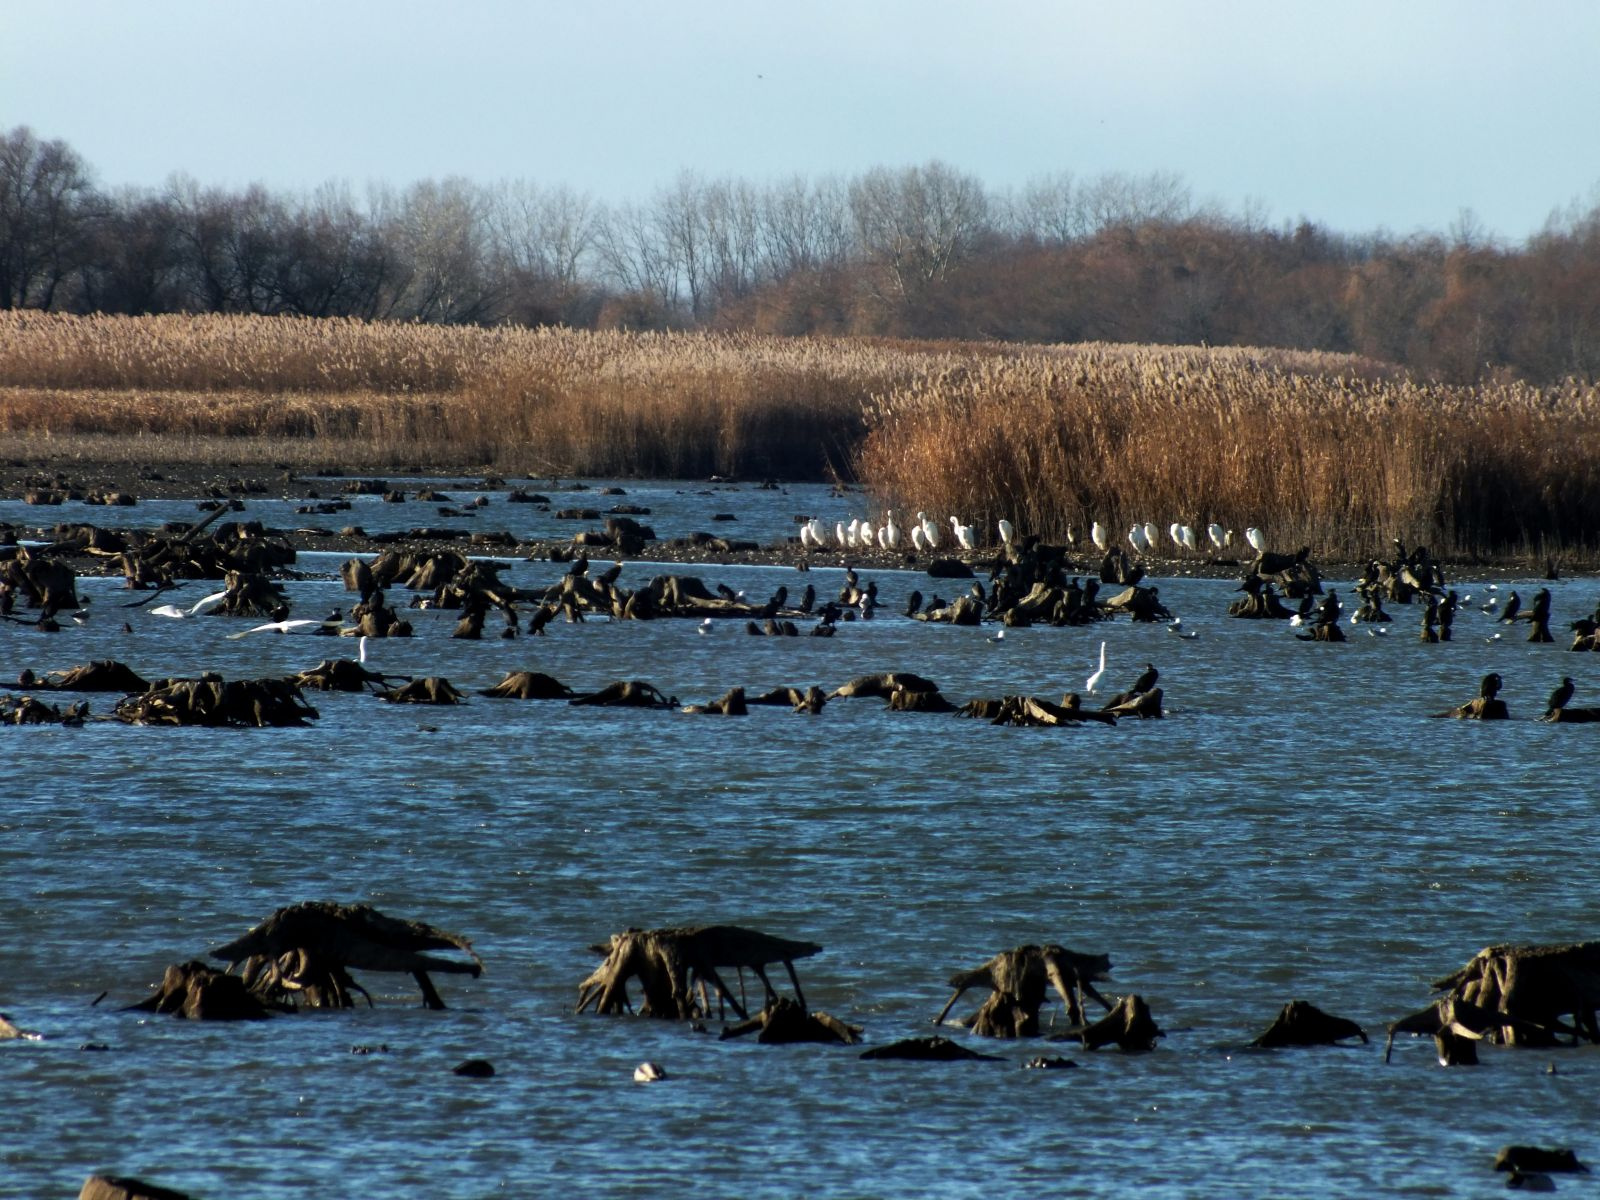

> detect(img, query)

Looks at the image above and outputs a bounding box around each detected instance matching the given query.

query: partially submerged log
[26,660,149,693]
[577,925,822,1021]
[829,672,940,699]
[682,687,748,715]
[1250,1000,1368,1047]
[80,1175,197,1200]
[113,675,319,727]
[936,944,1114,1037]
[1102,687,1164,719]
[210,901,482,1011]
[291,658,398,693]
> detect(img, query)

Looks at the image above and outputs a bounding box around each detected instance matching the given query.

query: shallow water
[5,488,1600,1198]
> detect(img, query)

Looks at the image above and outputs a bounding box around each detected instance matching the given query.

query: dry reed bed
[858,350,1600,560]
[5,313,1597,558]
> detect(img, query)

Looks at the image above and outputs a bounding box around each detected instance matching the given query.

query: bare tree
[848,161,991,300]
[0,126,98,309]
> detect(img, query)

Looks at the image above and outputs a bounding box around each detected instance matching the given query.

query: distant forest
[3,124,1598,384]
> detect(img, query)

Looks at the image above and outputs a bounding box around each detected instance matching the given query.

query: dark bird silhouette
[1497,591,1521,623]
[569,553,589,578]
[1546,676,1576,715]
[904,589,923,618]
[1130,663,1159,695]
[1480,672,1504,700]
[798,584,815,614]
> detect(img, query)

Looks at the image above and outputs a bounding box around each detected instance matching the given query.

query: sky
[4,0,1597,241]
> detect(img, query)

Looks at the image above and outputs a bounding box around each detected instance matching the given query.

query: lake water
[3,481,1600,1198]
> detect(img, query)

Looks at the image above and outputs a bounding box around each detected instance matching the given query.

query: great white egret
[1207,523,1225,550]
[1128,525,1148,553]
[226,618,338,638]
[148,589,228,619]
[798,521,816,549]
[911,524,927,552]
[883,512,900,549]
[1245,527,1267,553]
[920,513,940,550]
[1091,522,1108,552]
[1179,525,1198,552]
[1086,641,1107,695]
[1143,522,1160,553]
[1169,523,1184,551]
[997,519,1014,548]
[950,516,976,551]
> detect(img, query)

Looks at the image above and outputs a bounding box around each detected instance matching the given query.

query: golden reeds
[4,312,1600,559]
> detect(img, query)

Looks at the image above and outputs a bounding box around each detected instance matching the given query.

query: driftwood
[211,901,482,1011]
[748,685,828,714]
[577,925,822,1021]
[886,688,958,713]
[1102,687,1164,719]
[1,694,88,726]
[1077,994,1163,1052]
[291,658,398,693]
[376,676,464,704]
[479,670,574,699]
[719,996,862,1045]
[1250,1000,1367,1047]
[936,943,1114,1037]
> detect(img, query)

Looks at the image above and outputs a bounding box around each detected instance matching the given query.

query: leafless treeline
[3,124,1599,383]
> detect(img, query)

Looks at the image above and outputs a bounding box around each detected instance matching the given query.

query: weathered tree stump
[479,670,574,699]
[1494,1147,1588,1174]
[376,677,463,704]
[577,925,821,1021]
[936,944,1113,1037]
[859,1035,1004,1062]
[1250,999,1367,1047]
[210,901,482,1010]
[569,680,678,708]
[125,961,274,1020]
[80,1175,196,1200]
[682,687,748,715]
[1078,994,1163,1052]
[720,996,862,1045]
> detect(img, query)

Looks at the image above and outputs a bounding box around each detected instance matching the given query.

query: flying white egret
[1245,527,1267,553]
[1091,522,1108,552]
[226,618,338,639]
[997,519,1015,548]
[1086,641,1107,695]
[1128,525,1148,553]
[1207,523,1226,550]
[148,589,228,619]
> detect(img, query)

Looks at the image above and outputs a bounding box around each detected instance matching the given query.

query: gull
[226,618,339,639]
[988,628,1006,643]
[148,589,228,619]
[633,1062,667,1083]
[1485,632,1503,643]
[698,617,713,634]
[1167,619,1197,639]
[1368,627,1387,637]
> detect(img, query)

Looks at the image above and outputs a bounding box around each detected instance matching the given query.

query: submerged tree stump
[1079,994,1163,1052]
[1386,941,1600,1062]
[1250,1000,1367,1047]
[719,996,862,1045]
[577,925,822,1021]
[936,944,1113,1037]
[126,961,274,1020]
[209,901,482,1010]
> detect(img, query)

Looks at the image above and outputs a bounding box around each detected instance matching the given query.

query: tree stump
[1250,999,1367,1047]
[936,944,1113,1037]
[578,925,822,1021]
[1079,994,1163,1051]
[720,996,862,1045]
[125,961,274,1020]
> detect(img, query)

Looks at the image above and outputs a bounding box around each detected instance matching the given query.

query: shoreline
[0,457,1572,582]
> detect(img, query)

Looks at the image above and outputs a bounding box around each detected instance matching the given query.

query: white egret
[883,512,900,549]
[1091,521,1108,552]
[1207,523,1226,550]
[798,521,816,549]
[226,618,338,639]
[1169,522,1184,551]
[950,516,976,551]
[1179,525,1198,553]
[920,512,940,549]
[808,517,827,547]
[1245,527,1266,553]
[358,635,369,663]
[911,524,927,552]
[858,519,876,548]
[1128,525,1148,554]
[148,589,228,619]
[846,518,861,549]
[1086,641,1107,695]
[997,519,1015,548]
[834,521,848,548]
[1143,522,1160,553]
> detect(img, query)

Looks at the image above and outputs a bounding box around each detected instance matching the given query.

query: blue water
[4,484,1600,1198]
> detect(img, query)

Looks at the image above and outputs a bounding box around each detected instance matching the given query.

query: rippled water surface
[5,482,1600,1198]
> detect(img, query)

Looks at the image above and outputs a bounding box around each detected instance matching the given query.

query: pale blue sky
[4,0,1596,240]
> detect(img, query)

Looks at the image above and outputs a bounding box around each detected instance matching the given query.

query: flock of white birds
[799,511,1267,558]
